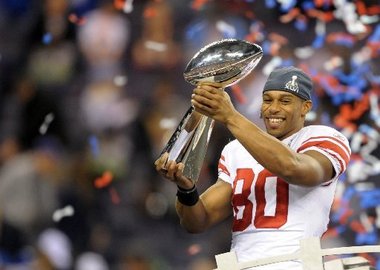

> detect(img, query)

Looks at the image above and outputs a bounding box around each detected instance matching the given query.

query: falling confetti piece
[159,118,177,129]
[42,32,53,45]
[294,46,315,59]
[94,171,113,189]
[113,75,128,86]
[52,205,74,222]
[360,15,379,24]
[279,7,300,23]
[144,40,168,52]
[216,20,236,38]
[114,0,124,9]
[279,0,297,12]
[294,15,307,31]
[143,7,157,18]
[187,244,202,255]
[327,32,355,47]
[114,0,134,13]
[39,113,55,135]
[265,0,276,9]
[68,13,87,26]
[191,0,210,11]
[109,187,121,204]
[88,135,100,157]
[230,84,246,104]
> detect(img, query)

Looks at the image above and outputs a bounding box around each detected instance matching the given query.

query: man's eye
[281,100,291,104]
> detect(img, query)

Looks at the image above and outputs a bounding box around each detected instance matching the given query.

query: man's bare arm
[191,84,334,187]
[176,179,232,233]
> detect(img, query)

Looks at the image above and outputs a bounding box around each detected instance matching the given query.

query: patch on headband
[285,75,299,93]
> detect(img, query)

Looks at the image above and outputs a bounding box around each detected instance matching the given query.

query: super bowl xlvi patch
[285,75,299,93]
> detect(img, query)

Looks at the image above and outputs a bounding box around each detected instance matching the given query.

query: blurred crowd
[0,0,379,269]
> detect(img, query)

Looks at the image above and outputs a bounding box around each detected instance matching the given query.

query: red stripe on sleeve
[302,136,350,155]
[297,140,350,169]
[325,149,346,176]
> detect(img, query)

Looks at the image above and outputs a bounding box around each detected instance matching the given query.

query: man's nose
[268,100,281,113]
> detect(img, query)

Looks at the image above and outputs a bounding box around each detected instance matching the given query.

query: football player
[155,66,351,270]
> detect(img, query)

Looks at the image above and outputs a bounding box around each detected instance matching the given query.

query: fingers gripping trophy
[159,39,263,182]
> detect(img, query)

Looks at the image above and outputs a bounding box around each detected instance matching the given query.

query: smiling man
[155,66,351,270]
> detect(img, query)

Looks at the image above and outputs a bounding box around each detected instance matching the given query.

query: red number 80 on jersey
[232,168,289,232]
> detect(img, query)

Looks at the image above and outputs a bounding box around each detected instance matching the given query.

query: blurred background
[0,0,379,269]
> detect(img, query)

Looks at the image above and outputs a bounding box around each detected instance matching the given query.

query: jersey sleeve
[296,127,351,180]
[218,144,233,184]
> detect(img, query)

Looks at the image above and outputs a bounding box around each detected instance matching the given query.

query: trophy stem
[160,106,215,182]
[182,115,215,182]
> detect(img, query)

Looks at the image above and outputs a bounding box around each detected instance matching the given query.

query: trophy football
[160,39,263,182]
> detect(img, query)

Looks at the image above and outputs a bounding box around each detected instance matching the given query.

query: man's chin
[266,128,283,139]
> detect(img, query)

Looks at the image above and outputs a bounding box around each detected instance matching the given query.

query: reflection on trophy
[160,39,263,182]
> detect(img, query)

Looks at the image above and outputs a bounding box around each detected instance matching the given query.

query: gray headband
[263,66,313,100]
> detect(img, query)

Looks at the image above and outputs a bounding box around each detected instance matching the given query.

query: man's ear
[301,100,313,117]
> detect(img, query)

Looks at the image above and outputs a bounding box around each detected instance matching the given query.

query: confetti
[144,40,168,52]
[230,84,246,104]
[113,75,128,86]
[191,0,210,11]
[143,7,157,18]
[375,207,380,228]
[245,21,265,43]
[359,189,380,209]
[265,0,276,9]
[88,135,100,157]
[94,171,113,189]
[279,8,300,24]
[52,205,74,222]
[311,20,326,48]
[356,1,380,16]
[334,1,367,35]
[294,15,307,31]
[278,0,297,13]
[159,118,177,130]
[42,32,53,45]
[187,243,202,256]
[294,46,315,59]
[39,113,54,135]
[360,212,375,232]
[355,229,378,245]
[109,187,120,205]
[114,0,134,13]
[360,15,379,24]
[185,21,206,40]
[94,171,121,204]
[216,20,236,38]
[326,32,355,48]
[369,92,380,127]
[68,13,86,26]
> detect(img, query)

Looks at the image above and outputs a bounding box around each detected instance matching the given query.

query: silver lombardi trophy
[160,39,263,182]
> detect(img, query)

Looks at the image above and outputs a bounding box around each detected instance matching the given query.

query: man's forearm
[175,199,209,233]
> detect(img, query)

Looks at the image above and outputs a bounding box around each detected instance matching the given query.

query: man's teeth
[269,118,283,123]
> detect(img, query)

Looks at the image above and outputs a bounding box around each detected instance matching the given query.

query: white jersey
[218,125,351,270]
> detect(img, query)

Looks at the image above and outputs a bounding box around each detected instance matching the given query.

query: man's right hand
[154,152,195,190]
